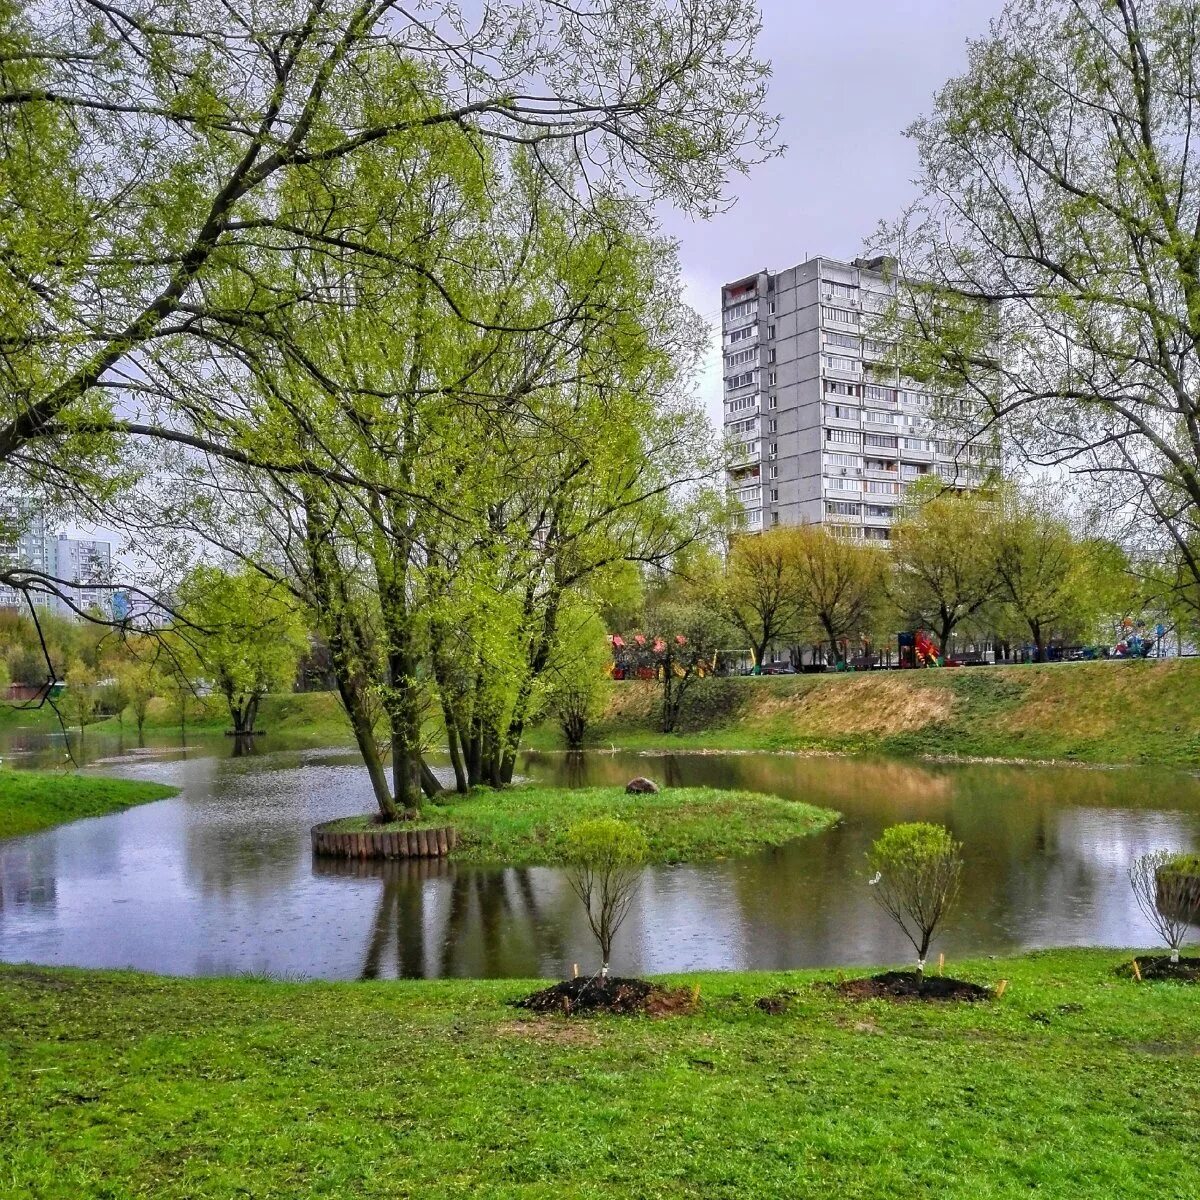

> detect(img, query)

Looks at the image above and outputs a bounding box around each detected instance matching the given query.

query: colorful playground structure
[898,630,944,668]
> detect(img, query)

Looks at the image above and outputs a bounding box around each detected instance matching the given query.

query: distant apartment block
[722,255,998,539]
[0,504,115,618]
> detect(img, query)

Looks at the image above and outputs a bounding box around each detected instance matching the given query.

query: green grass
[0,769,178,839]
[329,784,838,865]
[526,659,1200,767]
[1,949,1197,1197]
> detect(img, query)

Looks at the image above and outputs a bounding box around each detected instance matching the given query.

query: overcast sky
[668,0,1004,427]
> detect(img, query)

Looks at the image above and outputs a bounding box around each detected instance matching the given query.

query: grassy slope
[527,659,1200,767]
[329,785,839,865]
[0,770,178,839]
[1,950,1197,1198]
[0,690,353,740]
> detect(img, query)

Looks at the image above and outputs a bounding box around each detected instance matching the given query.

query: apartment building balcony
[824,483,863,500]
[864,466,900,482]
[821,363,862,384]
[823,413,863,433]
[862,441,900,459]
[899,446,934,463]
[738,507,764,532]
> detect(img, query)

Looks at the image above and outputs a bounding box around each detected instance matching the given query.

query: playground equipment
[898,630,943,668]
[1114,617,1157,659]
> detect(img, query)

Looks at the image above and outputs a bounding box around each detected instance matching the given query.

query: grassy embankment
[328,785,838,865]
[1,949,1197,1197]
[527,658,1200,767]
[0,769,178,839]
[0,689,353,742]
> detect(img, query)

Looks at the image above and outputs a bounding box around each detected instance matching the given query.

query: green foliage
[563,817,650,869]
[174,566,309,734]
[867,822,963,973]
[2,950,1199,1197]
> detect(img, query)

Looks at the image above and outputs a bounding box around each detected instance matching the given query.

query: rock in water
[625,777,659,794]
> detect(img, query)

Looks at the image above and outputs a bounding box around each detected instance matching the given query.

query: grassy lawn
[328,785,839,865]
[1,949,1197,1197]
[0,769,178,839]
[524,659,1200,767]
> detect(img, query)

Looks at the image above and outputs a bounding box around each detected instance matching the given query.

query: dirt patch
[751,675,955,736]
[1119,956,1200,983]
[511,976,699,1017]
[497,1019,601,1046]
[834,971,992,1003]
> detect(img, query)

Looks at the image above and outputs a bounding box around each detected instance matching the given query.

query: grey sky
[665,0,1004,426]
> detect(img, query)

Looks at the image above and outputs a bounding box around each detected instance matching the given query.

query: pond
[1,728,1199,980]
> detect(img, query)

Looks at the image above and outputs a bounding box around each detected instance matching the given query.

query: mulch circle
[834,970,992,1003]
[1121,956,1200,983]
[511,976,698,1017]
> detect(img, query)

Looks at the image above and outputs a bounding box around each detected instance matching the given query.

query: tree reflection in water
[313,857,568,980]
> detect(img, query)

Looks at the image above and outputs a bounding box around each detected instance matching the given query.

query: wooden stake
[996,979,1008,998]
[1132,959,1142,982]
[572,963,579,979]
[938,952,945,975]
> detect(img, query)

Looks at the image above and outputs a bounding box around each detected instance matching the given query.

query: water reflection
[1,728,1199,979]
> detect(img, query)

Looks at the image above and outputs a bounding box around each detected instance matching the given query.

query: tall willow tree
[878,0,1200,618]
[0,0,776,606]
[188,140,717,819]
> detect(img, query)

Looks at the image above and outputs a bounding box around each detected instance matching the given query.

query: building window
[768,348,776,363]
[864,434,898,449]
[768,394,777,409]
[769,465,778,479]
[821,305,859,326]
[769,442,778,455]
[864,384,894,404]
[767,371,777,385]
[767,324,776,340]
[823,354,859,373]
[768,300,776,315]
[770,488,779,502]
[825,500,860,517]
[823,280,857,299]
[825,428,862,445]
[726,371,756,390]
[767,419,777,433]
[771,512,780,526]
[823,331,859,350]
[724,299,756,323]
[727,325,757,345]
[823,379,860,397]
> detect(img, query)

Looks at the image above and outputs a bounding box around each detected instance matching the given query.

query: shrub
[564,818,648,977]
[1129,850,1200,965]
[866,822,963,977]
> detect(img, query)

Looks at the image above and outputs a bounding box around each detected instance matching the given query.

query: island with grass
[317,783,839,866]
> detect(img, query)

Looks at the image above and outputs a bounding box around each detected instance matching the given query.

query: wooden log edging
[311,820,458,860]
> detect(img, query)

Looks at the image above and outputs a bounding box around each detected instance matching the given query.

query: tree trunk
[419,757,443,800]
[444,710,468,793]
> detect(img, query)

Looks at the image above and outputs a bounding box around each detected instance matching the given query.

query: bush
[564,818,648,977]
[866,822,963,977]
[1130,850,1200,964]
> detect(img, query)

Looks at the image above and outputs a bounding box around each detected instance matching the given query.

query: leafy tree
[723,527,806,668]
[867,822,963,978]
[987,491,1093,660]
[878,0,1200,604]
[889,480,999,652]
[0,0,776,613]
[1129,851,1200,966]
[175,566,308,736]
[544,602,614,751]
[625,596,734,734]
[61,663,96,734]
[790,526,888,666]
[119,659,158,742]
[564,818,648,978]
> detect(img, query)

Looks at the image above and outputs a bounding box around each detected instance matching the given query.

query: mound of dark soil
[1122,956,1200,983]
[512,976,697,1016]
[835,971,992,1002]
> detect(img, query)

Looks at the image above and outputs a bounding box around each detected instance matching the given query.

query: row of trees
[724,482,1182,671]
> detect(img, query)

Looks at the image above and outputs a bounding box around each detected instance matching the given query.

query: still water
[2,728,1199,980]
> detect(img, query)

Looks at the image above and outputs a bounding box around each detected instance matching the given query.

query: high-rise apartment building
[0,504,114,618]
[722,255,998,539]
